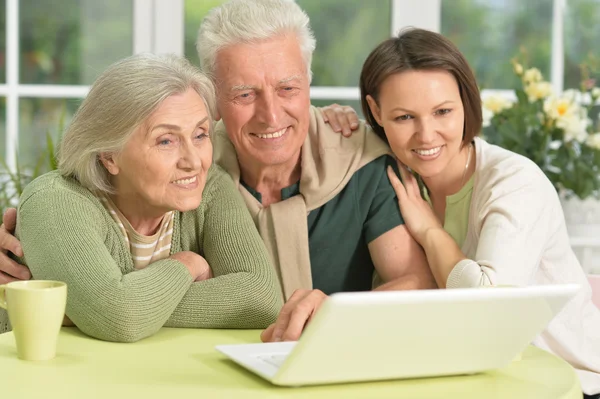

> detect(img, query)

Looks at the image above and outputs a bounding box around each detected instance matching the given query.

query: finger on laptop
[280,301,314,341]
[270,289,307,342]
[280,290,327,342]
[260,323,275,342]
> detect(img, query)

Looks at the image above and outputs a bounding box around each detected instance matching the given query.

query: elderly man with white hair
[0,0,435,342]
[198,0,435,342]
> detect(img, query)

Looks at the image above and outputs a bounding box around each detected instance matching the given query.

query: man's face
[214,34,311,171]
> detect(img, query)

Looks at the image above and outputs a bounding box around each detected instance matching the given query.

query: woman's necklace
[459,143,473,188]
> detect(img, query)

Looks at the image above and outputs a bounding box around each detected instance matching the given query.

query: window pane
[441,0,553,89]
[19,0,133,85]
[564,0,600,89]
[18,98,81,168]
[0,0,5,83]
[185,1,391,87]
[298,0,391,87]
[184,0,228,67]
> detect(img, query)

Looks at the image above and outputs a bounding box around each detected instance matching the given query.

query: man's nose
[255,92,281,127]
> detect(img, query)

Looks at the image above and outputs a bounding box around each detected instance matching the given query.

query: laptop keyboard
[256,353,289,368]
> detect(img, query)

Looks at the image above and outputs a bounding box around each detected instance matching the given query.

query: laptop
[216,284,579,386]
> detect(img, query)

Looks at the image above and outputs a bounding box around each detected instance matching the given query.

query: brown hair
[359,28,482,146]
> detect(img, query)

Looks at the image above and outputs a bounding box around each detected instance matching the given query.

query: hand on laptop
[261,289,327,342]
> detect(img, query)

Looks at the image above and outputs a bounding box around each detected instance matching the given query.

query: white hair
[58,53,216,194]
[197,0,316,82]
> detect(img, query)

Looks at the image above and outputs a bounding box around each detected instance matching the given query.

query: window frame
[0,0,570,170]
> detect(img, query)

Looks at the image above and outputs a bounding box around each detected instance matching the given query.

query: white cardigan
[446,137,600,394]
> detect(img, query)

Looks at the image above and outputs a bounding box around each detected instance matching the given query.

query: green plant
[482,61,600,200]
[0,117,63,216]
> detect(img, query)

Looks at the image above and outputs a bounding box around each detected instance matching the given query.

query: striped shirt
[98,194,174,270]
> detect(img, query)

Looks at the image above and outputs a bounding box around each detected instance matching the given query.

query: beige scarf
[214,107,391,300]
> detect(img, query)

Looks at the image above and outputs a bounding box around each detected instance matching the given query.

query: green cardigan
[0,166,283,341]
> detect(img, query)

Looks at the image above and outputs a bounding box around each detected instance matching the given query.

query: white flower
[544,96,576,120]
[561,89,581,102]
[557,114,589,143]
[544,92,590,143]
[482,95,513,114]
[482,107,493,128]
[523,68,543,84]
[587,133,600,150]
[524,81,553,102]
[592,87,600,99]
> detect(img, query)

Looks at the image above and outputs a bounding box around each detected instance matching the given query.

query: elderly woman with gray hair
[6,53,283,342]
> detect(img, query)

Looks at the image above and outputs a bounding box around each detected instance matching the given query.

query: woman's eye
[395,114,413,121]
[436,108,452,116]
[195,133,209,141]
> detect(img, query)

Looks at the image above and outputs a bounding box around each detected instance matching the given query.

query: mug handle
[0,285,6,309]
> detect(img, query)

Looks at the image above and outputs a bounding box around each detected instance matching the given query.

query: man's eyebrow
[230,84,256,91]
[279,75,303,84]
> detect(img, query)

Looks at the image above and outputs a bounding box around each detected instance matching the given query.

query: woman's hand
[386,161,444,245]
[319,103,360,137]
[170,251,213,282]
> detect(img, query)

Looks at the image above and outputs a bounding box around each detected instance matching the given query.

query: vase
[560,195,600,274]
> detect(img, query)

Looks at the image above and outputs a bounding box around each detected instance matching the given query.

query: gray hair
[58,53,216,194]
[197,0,316,81]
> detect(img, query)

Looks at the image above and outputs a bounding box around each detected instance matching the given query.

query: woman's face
[103,88,213,216]
[367,69,465,179]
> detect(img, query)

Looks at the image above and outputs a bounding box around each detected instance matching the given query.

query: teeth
[254,128,286,139]
[414,147,441,156]
[172,176,197,185]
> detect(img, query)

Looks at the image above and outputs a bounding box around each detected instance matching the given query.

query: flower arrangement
[482,61,600,200]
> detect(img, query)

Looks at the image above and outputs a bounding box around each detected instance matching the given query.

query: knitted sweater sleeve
[16,175,194,342]
[165,167,283,329]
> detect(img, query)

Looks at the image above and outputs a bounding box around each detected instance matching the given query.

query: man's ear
[366,95,383,126]
[99,152,119,176]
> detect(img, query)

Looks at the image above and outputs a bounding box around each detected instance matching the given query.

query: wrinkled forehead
[213,36,308,91]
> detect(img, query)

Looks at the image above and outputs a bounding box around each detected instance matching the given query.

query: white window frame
[0,0,183,171]
[0,0,570,166]
[1,0,597,269]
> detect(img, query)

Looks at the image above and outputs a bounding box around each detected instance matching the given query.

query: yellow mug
[0,280,67,361]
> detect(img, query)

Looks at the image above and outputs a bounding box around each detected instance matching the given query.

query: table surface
[0,327,582,399]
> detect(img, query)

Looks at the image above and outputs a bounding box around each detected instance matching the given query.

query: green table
[0,327,582,398]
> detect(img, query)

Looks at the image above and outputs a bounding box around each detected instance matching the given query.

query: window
[1,0,598,269]
[1,0,133,171]
[564,0,600,89]
[4,0,599,167]
[441,0,553,90]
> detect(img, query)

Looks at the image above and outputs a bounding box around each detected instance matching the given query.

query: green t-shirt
[424,175,474,248]
[242,155,404,295]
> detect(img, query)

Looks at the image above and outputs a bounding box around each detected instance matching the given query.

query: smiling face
[214,33,311,172]
[102,88,213,217]
[367,69,466,180]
